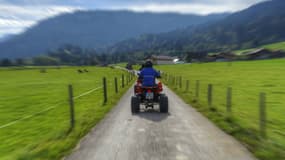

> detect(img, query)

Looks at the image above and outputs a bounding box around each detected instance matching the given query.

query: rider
[139,61,160,87]
[139,63,145,71]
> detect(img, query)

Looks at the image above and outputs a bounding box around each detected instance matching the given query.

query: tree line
[0,44,146,66]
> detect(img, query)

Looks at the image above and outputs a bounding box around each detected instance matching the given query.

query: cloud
[0,18,35,35]
[110,3,238,15]
[109,0,267,15]
[0,4,80,36]
[0,4,81,20]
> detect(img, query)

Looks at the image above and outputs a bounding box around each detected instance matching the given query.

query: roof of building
[245,48,270,56]
[150,55,176,61]
[207,52,236,59]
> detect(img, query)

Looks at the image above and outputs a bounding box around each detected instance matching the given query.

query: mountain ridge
[0,10,229,58]
[106,0,285,54]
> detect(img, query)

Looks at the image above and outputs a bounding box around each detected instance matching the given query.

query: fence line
[0,85,103,130]
[162,72,270,138]
[73,86,103,99]
[0,102,64,129]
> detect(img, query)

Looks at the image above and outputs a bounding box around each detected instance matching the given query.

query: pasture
[157,59,285,160]
[234,41,285,54]
[0,66,132,160]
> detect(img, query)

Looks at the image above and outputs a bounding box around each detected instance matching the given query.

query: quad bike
[131,80,168,113]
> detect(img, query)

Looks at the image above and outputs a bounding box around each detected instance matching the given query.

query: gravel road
[65,85,256,160]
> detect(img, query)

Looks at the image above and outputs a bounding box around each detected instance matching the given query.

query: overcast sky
[0,0,267,37]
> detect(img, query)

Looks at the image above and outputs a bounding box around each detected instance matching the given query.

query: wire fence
[0,73,135,131]
[0,101,64,129]
[161,72,285,142]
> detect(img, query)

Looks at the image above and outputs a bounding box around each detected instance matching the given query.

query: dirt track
[65,86,256,160]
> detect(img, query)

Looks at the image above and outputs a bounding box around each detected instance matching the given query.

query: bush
[0,58,13,66]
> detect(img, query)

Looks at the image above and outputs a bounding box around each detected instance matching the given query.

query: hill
[0,10,228,58]
[107,0,285,54]
[0,34,15,43]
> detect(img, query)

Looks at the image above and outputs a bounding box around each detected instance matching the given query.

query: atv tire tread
[131,96,140,113]
[159,95,168,113]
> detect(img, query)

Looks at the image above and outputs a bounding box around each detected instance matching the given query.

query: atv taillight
[147,89,152,93]
[134,85,142,94]
[137,79,142,83]
[158,82,163,92]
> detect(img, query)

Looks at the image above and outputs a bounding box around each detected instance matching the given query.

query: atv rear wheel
[131,96,140,114]
[159,95,168,113]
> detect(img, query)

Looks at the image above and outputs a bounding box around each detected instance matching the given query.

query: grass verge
[157,59,285,160]
[0,66,134,160]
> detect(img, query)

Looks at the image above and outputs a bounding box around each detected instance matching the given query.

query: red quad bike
[131,80,168,113]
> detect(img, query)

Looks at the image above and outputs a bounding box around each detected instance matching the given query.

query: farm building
[244,48,271,60]
[206,52,237,62]
[145,55,176,65]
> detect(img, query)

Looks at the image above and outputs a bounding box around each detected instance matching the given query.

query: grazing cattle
[77,69,83,73]
[84,69,89,73]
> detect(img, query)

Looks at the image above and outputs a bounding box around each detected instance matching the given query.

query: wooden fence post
[259,92,267,138]
[177,76,179,87]
[179,76,182,89]
[226,87,232,114]
[126,73,129,85]
[68,84,75,131]
[195,80,200,99]
[122,74,125,88]
[126,73,129,84]
[186,80,190,92]
[167,74,169,83]
[115,77,118,93]
[128,73,130,82]
[131,72,134,80]
[208,84,213,108]
[103,77,107,104]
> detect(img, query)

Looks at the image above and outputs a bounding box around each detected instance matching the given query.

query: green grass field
[157,59,285,160]
[234,41,285,54]
[0,66,133,160]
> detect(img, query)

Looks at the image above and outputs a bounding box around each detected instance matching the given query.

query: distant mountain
[0,34,15,43]
[0,10,228,58]
[107,0,285,54]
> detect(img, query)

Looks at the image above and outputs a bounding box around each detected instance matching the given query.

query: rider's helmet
[145,61,153,68]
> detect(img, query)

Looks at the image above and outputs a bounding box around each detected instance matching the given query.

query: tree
[15,58,24,66]
[1,58,13,66]
[185,52,208,62]
[33,56,60,66]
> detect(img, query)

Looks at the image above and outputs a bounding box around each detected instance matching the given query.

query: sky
[0,0,267,37]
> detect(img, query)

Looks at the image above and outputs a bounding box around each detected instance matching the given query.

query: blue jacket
[139,67,160,86]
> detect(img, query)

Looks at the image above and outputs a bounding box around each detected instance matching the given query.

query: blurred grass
[0,66,134,160]
[157,59,285,160]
